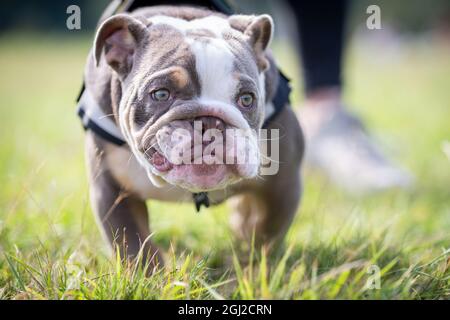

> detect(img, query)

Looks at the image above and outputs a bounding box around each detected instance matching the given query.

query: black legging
[286,0,347,94]
[125,0,347,95]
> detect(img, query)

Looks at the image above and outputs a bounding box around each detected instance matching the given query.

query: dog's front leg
[85,132,162,271]
[230,107,304,249]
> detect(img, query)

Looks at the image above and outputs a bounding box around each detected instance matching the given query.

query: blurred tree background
[0,0,109,32]
[1,0,450,35]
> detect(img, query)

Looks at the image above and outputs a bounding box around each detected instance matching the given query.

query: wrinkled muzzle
[129,102,260,192]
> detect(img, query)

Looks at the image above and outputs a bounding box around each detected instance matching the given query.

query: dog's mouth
[141,116,259,192]
[150,150,235,191]
[151,151,173,172]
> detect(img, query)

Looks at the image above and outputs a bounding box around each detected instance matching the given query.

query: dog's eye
[151,88,170,101]
[238,93,254,108]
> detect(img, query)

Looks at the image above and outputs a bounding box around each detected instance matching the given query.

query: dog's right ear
[94,14,149,77]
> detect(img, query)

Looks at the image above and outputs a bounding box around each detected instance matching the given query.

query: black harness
[77,0,291,212]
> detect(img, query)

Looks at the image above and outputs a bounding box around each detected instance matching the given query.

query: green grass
[0,33,449,300]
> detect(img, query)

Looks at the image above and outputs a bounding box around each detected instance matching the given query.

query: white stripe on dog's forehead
[149,15,237,103]
[189,38,236,102]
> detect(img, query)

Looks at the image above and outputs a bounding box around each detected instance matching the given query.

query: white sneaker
[300,107,414,194]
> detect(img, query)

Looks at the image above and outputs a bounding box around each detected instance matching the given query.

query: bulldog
[80,5,304,268]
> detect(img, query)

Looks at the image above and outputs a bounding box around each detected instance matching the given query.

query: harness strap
[263,71,291,128]
[77,90,126,146]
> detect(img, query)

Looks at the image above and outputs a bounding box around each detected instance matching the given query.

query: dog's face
[94,12,273,191]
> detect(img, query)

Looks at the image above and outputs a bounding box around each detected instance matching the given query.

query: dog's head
[94,11,274,191]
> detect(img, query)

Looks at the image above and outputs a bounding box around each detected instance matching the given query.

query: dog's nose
[195,116,225,134]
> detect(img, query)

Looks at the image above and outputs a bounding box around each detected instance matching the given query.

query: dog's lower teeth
[152,152,173,172]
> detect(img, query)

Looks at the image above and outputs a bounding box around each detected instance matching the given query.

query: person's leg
[287,0,413,192]
[286,0,347,136]
[287,0,347,95]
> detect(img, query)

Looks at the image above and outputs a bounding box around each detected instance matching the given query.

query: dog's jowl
[79,5,304,269]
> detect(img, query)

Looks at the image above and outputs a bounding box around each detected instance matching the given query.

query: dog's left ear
[229,14,274,71]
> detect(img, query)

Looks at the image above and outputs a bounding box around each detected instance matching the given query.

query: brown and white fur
[83,5,304,269]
